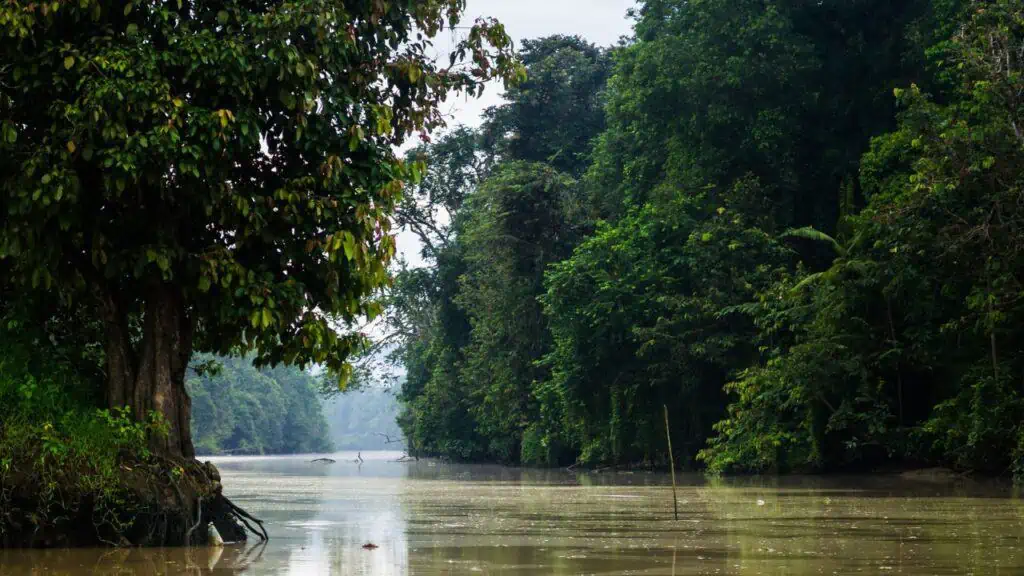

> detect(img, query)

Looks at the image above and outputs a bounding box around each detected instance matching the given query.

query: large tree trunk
[101,283,195,459]
[99,287,135,410]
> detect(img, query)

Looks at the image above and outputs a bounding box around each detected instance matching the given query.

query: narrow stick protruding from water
[663,404,678,521]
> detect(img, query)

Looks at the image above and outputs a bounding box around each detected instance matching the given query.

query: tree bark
[99,287,135,410]
[101,283,195,459]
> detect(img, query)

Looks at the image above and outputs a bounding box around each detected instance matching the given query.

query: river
[2,451,1023,574]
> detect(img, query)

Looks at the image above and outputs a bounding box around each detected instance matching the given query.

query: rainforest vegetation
[0,0,516,546]
[188,356,333,456]
[384,0,1024,477]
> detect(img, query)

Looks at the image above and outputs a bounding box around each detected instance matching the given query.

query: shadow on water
[4,451,1024,574]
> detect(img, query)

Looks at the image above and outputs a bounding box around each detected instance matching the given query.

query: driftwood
[310,457,336,464]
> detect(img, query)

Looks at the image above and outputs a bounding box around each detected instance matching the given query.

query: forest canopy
[383,0,1024,478]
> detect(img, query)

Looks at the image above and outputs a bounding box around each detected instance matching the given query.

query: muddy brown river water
[2,451,1023,574]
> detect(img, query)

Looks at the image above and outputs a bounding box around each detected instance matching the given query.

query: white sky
[394,0,637,266]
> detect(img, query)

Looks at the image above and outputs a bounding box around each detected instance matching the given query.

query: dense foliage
[387,0,1024,477]
[188,356,333,455]
[0,0,518,457]
[0,299,175,545]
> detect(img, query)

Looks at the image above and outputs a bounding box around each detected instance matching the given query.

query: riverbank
[0,440,251,548]
[0,374,255,548]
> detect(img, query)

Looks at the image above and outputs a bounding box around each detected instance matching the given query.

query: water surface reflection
[2,451,1024,574]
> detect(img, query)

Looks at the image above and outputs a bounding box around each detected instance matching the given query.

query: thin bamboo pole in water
[663,404,678,520]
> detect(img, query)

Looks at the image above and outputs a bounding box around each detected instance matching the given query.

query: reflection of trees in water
[401,459,702,490]
[0,542,269,575]
[171,542,268,575]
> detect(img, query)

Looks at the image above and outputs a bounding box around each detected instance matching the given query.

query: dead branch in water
[664,404,679,521]
[374,432,404,445]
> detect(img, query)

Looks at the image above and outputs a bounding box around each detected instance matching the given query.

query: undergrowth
[0,352,170,545]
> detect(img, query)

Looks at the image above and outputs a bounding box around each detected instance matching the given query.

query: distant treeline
[188,356,333,456]
[381,0,1024,477]
[322,387,403,450]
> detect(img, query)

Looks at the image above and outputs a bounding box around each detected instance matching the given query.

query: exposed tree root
[221,495,268,542]
[185,497,203,544]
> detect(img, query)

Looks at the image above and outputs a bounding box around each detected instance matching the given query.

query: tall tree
[0,0,517,457]
[387,35,611,463]
[482,36,612,175]
[456,163,579,463]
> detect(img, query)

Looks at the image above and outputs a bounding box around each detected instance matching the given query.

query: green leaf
[789,271,827,294]
[342,233,356,260]
[782,227,843,255]
[217,10,229,24]
[337,363,353,391]
[261,308,273,329]
[63,56,75,70]
[123,3,133,15]
[198,276,211,292]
